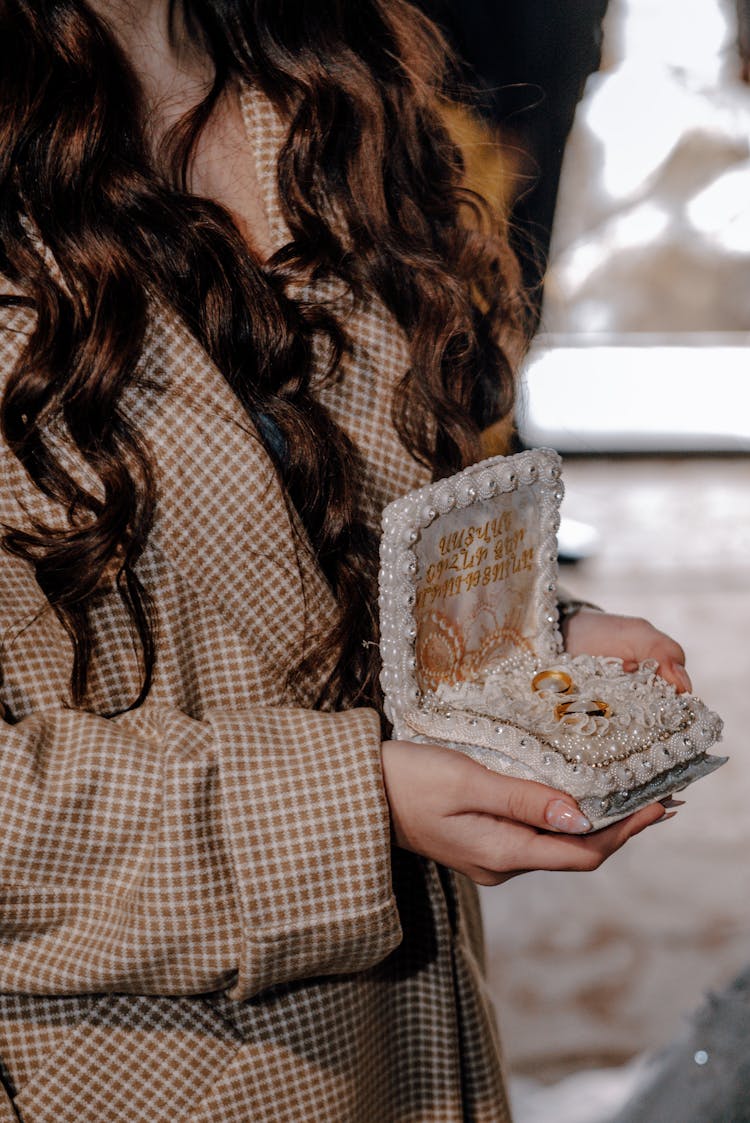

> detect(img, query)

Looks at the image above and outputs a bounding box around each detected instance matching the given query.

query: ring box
[379,449,725,829]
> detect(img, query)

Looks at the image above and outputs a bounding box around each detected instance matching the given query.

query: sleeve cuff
[208,706,402,999]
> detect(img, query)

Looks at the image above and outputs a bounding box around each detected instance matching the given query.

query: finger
[671,662,692,693]
[508,801,667,872]
[664,638,687,666]
[656,658,692,693]
[466,803,667,877]
[645,810,678,826]
[620,801,670,838]
[455,769,593,835]
[649,632,690,688]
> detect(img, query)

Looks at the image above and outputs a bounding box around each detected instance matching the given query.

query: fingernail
[661,797,686,809]
[649,810,678,826]
[544,799,592,834]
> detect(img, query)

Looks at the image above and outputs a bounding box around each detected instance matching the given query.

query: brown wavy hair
[0,0,525,714]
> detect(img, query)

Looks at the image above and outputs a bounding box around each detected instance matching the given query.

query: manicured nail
[649,810,678,826]
[544,799,592,834]
[661,797,686,809]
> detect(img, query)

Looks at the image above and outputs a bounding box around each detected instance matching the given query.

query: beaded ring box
[379,448,725,829]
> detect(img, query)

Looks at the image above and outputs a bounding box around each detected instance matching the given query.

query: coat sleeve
[0,299,402,1002]
[0,701,400,1001]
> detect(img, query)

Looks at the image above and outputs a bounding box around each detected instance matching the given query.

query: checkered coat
[0,88,511,1122]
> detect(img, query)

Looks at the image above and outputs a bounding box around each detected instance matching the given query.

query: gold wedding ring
[531,669,574,695]
[555,698,612,722]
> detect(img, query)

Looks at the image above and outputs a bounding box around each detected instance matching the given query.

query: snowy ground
[509,1059,649,1123]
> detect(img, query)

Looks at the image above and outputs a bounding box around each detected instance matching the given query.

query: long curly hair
[0,0,525,714]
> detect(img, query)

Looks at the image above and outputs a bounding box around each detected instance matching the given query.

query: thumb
[660,660,692,693]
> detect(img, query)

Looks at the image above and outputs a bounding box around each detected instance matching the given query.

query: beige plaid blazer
[0,89,511,1122]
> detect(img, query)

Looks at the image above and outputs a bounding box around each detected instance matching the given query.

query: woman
[0,2,688,1120]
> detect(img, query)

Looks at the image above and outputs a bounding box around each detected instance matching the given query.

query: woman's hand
[381,740,665,886]
[562,609,692,693]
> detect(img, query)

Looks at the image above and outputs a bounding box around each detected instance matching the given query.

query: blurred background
[426,0,750,1117]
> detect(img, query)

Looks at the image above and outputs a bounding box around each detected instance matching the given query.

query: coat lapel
[125,306,341,703]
